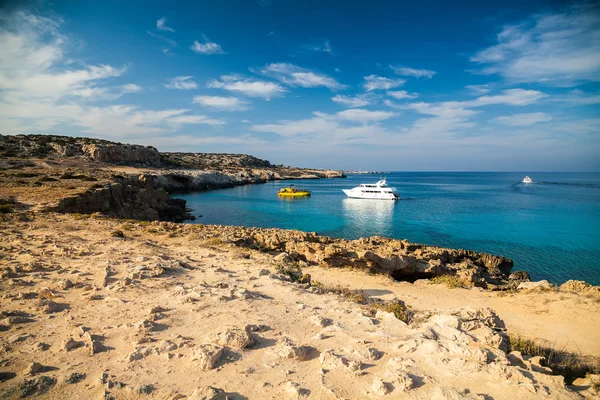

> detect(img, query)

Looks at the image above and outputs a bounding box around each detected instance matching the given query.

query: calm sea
[177,172,600,285]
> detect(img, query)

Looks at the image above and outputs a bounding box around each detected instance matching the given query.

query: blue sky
[0,0,599,171]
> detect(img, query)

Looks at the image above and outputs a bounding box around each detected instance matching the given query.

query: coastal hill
[0,134,344,221]
[0,134,599,399]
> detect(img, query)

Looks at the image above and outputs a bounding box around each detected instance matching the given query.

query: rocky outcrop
[55,177,193,222]
[0,134,160,166]
[161,224,517,288]
[81,143,160,166]
[138,168,344,193]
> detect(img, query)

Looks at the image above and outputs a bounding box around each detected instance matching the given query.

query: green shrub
[430,275,466,288]
[111,230,124,238]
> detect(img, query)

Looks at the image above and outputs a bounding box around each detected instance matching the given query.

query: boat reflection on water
[342,198,395,237]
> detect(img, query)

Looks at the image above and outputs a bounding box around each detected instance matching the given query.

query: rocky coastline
[0,134,344,222]
[0,134,599,399]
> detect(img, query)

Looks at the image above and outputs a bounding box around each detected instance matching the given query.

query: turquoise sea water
[177,173,600,285]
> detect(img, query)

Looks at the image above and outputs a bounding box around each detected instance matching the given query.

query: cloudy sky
[0,0,599,171]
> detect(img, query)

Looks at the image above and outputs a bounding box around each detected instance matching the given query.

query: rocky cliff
[149,223,526,289]
[55,178,193,222]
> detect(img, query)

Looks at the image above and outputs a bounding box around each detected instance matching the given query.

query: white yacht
[342,178,400,200]
[522,176,533,183]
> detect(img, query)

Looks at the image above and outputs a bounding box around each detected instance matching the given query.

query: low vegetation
[310,281,412,323]
[110,230,125,238]
[430,274,466,288]
[509,335,600,384]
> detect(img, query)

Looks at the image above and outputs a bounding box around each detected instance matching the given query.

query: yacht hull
[342,189,399,200]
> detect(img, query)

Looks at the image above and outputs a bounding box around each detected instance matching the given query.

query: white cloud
[387,90,418,100]
[191,36,225,55]
[304,40,333,54]
[251,108,396,144]
[156,17,175,32]
[167,115,225,125]
[363,75,405,91]
[494,112,552,126]
[192,95,250,111]
[390,65,436,79]
[335,109,395,123]
[260,63,346,90]
[165,76,198,90]
[331,94,373,108]
[121,84,141,93]
[383,99,406,109]
[465,84,492,94]
[468,89,548,106]
[208,75,287,100]
[470,5,600,85]
[552,90,600,106]
[147,31,177,52]
[0,11,224,137]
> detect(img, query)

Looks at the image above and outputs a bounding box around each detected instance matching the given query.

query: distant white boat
[522,176,533,183]
[342,178,400,200]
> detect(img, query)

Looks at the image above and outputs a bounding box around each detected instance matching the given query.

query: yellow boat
[277,186,311,197]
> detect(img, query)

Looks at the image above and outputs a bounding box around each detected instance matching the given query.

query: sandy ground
[0,214,599,399]
[305,267,600,357]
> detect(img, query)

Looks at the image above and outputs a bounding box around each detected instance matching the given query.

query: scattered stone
[8,333,30,344]
[311,315,333,328]
[371,377,391,396]
[517,280,553,291]
[149,305,168,314]
[128,346,153,362]
[23,362,45,376]
[36,298,59,314]
[188,386,226,400]
[64,337,83,352]
[284,381,310,398]
[82,331,102,354]
[216,328,255,349]
[191,344,224,370]
[392,371,415,392]
[274,337,312,361]
[35,342,50,351]
[57,279,74,290]
[158,340,178,353]
[101,266,112,287]
[65,372,86,384]
[319,349,363,372]
[137,319,158,333]
[346,345,382,361]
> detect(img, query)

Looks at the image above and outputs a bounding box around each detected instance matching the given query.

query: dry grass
[430,274,466,289]
[310,281,412,323]
[202,237,226,247]
[509,335,600,384]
